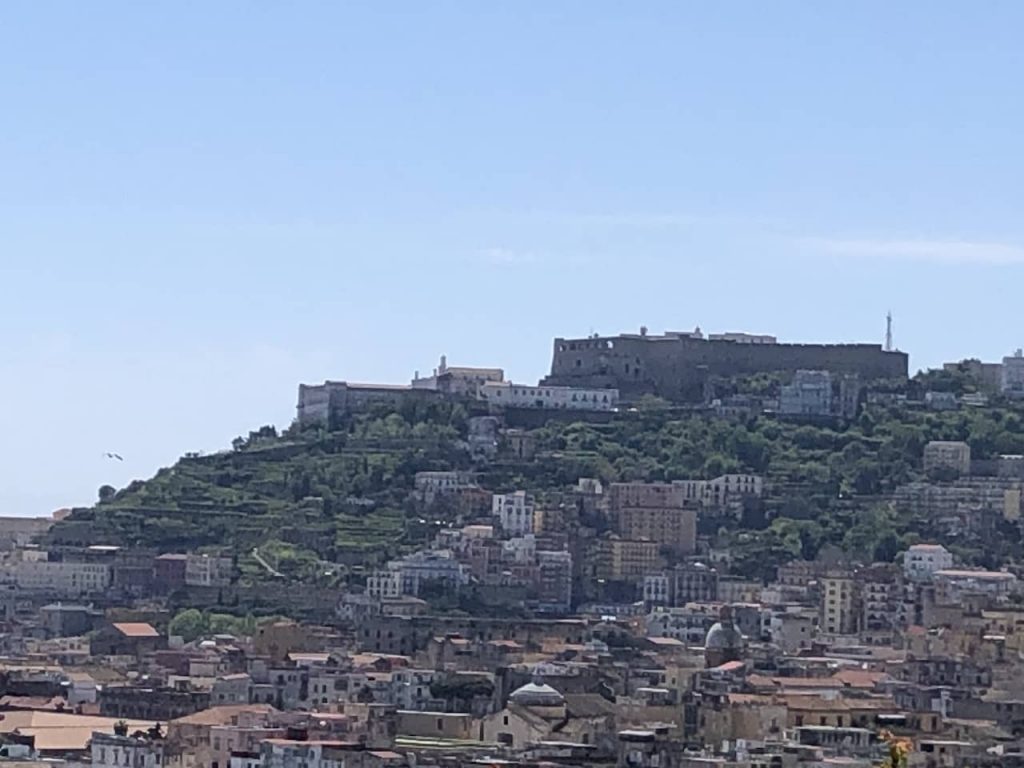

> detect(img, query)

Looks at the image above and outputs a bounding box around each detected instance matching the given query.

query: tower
[885,312,893,352]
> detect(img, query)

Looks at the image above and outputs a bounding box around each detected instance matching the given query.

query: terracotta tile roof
[832,669,890,688]
[171,703,277,726]
[0,711,154,752]
[112,622,160,638]
[726,693,782,705]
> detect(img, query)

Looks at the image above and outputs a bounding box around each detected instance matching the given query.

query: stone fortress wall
[544,332,909,402]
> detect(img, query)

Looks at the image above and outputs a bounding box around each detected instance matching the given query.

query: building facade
[1002,351,1024,397]
[923,441,972,477]
[545,331,907,403]
[478,381,619,411]
[7,560,111,596]
[611,483,697,555]
[904,544,954,582]
[821,573,857,635]
[596,537,662,581]
[492,491,536,536]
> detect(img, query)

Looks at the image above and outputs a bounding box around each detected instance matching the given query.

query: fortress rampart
[544,333,908,402]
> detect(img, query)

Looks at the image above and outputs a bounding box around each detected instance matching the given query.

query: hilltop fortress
[543,329,908,402]
[297,328,909,425]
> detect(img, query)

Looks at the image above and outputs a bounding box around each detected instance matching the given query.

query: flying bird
[104,452,124,461]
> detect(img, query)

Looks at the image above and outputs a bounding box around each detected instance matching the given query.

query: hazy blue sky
[3,2,1024,516]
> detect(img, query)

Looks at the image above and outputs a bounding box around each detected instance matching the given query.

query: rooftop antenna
[885,311,893,352]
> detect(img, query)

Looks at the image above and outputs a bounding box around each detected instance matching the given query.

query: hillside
[45,388,1024,583]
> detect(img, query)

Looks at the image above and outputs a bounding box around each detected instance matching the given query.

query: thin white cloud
[804,237,1024,265]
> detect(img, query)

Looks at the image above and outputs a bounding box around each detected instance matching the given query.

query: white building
[260,740,345,768]
[492,491,536,536]
[642,574,671,604]
[1002,350,1024,398]
[903,544,954,582]
[411,355,505,396]
[367,550,471,598]
[479,381,619,411]
[414,471,475,504]
[711,474,764,497]
[779,370,833,417]
[366,569,403,599]
[934,569,1018,602]
[229,754,262,768]
[7,561,111,596]
[392,668,441,710]
[184,554,232,587]
[66,671,99,705]
[674,474,764,511]
[502,533,537,564]
[645,605,720,645]
[91,732,164,768]
[707,333,778,345]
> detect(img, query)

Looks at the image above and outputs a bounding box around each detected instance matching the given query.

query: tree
[98,485,116,503]
[168,609,208,642]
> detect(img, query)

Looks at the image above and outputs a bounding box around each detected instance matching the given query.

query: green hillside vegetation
[45,379,1024,584]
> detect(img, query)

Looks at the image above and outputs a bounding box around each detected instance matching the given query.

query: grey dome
[705,621,743,650]
[509,681,565,706]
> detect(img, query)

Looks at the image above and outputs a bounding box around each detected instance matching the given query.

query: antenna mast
[885,311,893,352]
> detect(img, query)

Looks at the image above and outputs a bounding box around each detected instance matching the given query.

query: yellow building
[596,536,662,581]
[821,574,857,635]
[610,483,697,554]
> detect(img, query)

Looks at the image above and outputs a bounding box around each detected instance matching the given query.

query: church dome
[705,621,744,651]
[704,605,746,668]
[508,681,565,706]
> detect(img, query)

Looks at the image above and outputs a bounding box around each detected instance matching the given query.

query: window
[437,718,444,731]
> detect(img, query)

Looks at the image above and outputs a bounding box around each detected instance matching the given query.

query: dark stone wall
[545,335,908,402]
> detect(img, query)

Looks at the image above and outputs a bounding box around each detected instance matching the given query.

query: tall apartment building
[821,572,857,635]
[595,536,662,581]
[610,482,697,555]
[492,491,536,536]
[858,563,904,637]
[536,550,573,612]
